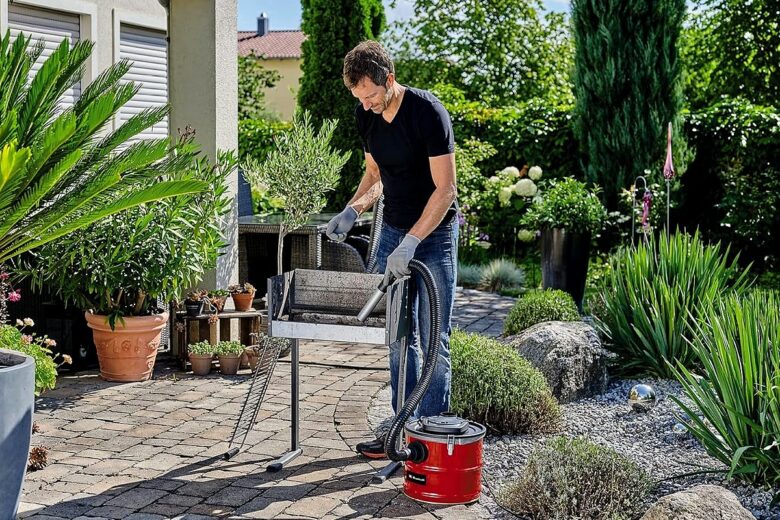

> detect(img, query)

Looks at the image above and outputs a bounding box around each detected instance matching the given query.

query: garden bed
[368,379,778,519]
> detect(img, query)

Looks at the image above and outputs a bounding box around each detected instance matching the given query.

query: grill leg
[372,335,408,483]
[267,338,302,472]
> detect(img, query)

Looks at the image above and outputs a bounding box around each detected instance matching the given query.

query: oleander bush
[451,330,560,434]
[597,230,752,377]
[672,290,780,493]
[499,436,652,520]
[504,289,580,335]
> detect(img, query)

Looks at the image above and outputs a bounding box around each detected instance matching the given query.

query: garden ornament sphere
[672,422,688,435]
[628,384,656,412]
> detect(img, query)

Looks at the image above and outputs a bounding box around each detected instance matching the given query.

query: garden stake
[663,121,675,233]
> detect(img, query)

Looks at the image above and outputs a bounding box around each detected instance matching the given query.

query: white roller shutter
[118,24,168,141]
[8,3,81,110]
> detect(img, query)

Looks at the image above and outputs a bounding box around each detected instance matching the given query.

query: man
[326,40,459,459]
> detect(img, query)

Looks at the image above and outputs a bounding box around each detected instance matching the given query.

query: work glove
[384,234,421,283]
[325,206,358,242]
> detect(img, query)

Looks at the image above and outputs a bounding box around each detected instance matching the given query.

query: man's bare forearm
[348,174,382,215]
[409,184,457,241]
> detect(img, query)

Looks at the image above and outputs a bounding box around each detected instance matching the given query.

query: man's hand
[384,234,421,283]
[326,206,358,242]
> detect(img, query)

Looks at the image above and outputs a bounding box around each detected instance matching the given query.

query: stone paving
[18,289,514,520]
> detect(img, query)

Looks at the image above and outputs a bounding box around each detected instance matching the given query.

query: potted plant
[242,110,350,276]
[215,340,244,375]
[0,321,70,520]
[188,340,215,376]
[520,178,607,311]
[228,283,256,312]
[208,289,230,312]
[23,149,235,382]
[184,290,209,317]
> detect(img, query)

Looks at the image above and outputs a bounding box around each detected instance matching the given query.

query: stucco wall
[264,58,302,121]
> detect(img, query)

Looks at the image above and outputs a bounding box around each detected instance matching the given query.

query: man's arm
[347,152,383,214]
[408,153,457,240]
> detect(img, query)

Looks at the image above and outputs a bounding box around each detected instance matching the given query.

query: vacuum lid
[420,415,470,435]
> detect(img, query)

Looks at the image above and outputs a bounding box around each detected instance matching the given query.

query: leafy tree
[298,0,385,209]
[242,111,351,275]
[572,0,686,210]
[680,0,779,108]
[238,53,281,120]
[0,32,205,264]
[387,0,574,105]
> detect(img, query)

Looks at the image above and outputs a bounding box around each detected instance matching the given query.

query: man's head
[343,41,396,114]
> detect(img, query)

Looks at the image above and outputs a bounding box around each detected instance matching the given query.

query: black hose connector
[384,259,441,462]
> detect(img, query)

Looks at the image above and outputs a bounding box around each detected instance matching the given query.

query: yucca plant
[0,31,205,264]
[596,231,752,377]
[672,291,780,497]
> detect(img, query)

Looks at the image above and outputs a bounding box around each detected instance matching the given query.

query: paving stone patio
[18,288,514,520]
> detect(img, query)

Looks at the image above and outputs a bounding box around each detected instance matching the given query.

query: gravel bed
[368,379,778,519]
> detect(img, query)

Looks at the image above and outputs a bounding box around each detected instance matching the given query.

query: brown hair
[343,40,395,89]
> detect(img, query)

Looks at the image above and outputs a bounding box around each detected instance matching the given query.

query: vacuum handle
[357,274,394,323]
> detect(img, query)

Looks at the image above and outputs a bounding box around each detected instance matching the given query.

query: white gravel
[368,379,779,519]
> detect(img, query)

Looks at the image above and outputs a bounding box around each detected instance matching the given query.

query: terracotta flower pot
[231,291,255,311]
[243,346,260,371]
[218,354,241,375]
[189,353,213,376]
[85,312,168,382]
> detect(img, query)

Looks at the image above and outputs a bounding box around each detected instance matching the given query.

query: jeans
[375,216,458,418]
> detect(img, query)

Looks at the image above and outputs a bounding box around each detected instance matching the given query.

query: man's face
[351,76,393,114]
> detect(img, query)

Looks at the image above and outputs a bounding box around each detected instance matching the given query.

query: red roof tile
[238,30,305,59]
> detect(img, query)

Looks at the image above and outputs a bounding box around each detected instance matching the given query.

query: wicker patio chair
[321,196,384,274]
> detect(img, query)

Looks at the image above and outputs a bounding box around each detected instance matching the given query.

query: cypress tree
[572,0,686,210]
[298,0,385,209]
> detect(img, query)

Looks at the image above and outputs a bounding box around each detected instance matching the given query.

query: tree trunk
[277,225,286,275]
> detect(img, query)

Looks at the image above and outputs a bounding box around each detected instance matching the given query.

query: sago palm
[0,31,206,263]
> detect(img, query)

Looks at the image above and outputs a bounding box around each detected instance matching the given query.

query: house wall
[264,57,302,121]
[0,0,166,87]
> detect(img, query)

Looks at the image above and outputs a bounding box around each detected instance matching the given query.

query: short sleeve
[354,104,369,152]
[418,101,455,157]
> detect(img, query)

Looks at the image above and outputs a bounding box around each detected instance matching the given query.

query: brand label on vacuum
[406,471,427,485]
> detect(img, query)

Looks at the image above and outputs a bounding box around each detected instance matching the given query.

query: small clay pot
[243,346,260,371]
[231,291,255,312]
[218,354,241,375]
[189,353,213,375]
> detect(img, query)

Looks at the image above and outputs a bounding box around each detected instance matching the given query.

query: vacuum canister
[403,415,486,505]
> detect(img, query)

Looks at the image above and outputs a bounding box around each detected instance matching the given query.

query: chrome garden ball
[628,384,656,412]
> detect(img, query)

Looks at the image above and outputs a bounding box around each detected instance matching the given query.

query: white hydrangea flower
[499,187,513,205]
[514,178,537,197]
[501,166,520,177]
[517,229,536,242]
[528,166,543,180]
[23,318,34,327]
[488,176,499,183]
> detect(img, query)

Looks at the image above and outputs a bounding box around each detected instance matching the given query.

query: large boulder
[503,321,610,403]
[641,485,755,520]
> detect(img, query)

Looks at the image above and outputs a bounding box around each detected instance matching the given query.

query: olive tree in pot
[23,149,234,382]
[242,110,351,277]
[520,178,606,311]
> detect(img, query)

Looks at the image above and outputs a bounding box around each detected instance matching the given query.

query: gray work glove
[384,234,421,283]
[325,206,358,242]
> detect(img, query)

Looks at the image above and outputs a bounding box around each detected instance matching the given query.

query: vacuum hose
[356,259,441,463]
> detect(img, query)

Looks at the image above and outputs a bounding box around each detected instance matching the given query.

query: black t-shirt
[355,86,456,230]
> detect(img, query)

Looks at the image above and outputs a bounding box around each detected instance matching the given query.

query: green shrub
[480,259,525,293]
[451,330,560,434]
[457,263,482,288]
[238,118,292,162]
[188,341,214,356]
[0,325,59,395]
[597,231,752,377]
[499,436,652,520]
[215,340,244,356]
[521,178,607,235]
[504,290,580,336]
[672,291,780,492]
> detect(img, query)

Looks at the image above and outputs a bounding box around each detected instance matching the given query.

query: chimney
[257,12,269,36]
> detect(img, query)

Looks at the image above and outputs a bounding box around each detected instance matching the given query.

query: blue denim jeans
[375,216,458,418]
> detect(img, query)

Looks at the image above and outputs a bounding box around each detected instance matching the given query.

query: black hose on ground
[384,258,441,463]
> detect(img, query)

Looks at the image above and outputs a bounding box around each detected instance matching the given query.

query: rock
[503,321,610,403]
[641,485,756,520]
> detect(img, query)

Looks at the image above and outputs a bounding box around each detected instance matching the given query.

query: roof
[238,30,305,59]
